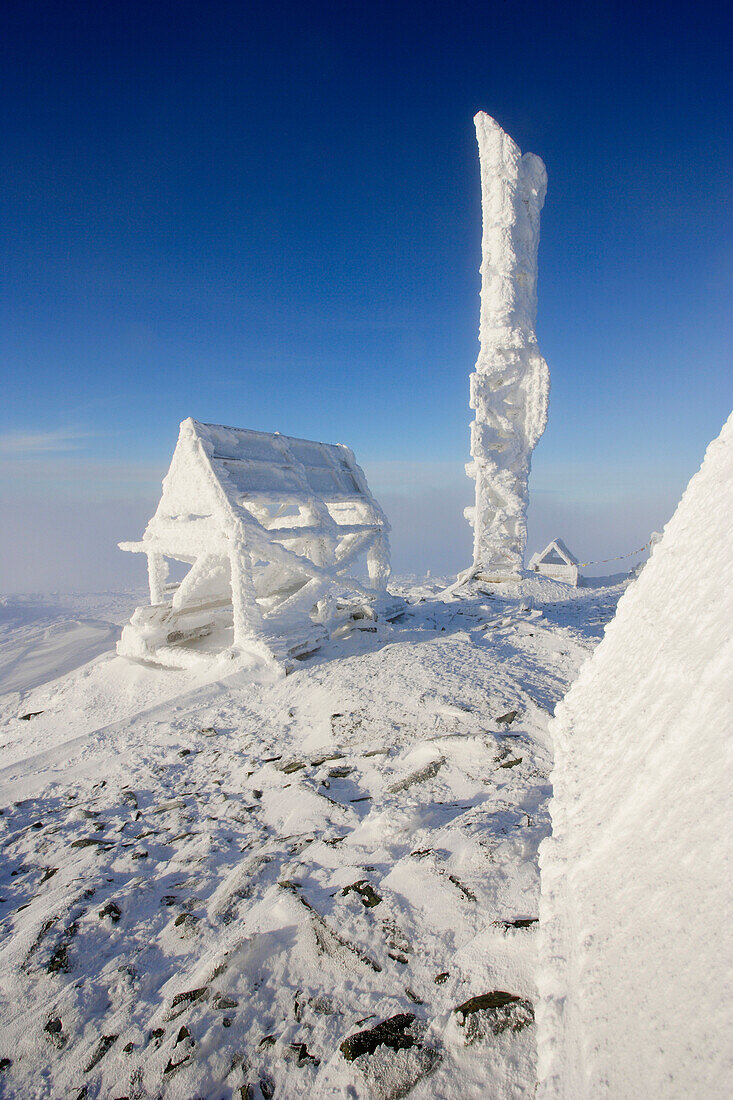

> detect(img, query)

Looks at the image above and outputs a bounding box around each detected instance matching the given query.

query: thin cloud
[0,456,164,503]
[0,429,90,455]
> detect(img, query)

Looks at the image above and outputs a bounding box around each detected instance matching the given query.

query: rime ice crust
[463,113,550,582]
[536,412,733,1098]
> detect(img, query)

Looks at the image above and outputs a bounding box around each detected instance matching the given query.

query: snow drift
[537,412,733,1097]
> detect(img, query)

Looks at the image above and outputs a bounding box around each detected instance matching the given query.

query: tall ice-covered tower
[462,112,550,583]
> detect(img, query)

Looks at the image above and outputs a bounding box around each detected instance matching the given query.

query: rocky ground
[0,575,626,1099]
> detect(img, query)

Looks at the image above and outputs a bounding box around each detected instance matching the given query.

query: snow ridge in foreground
[537,412,733,1098]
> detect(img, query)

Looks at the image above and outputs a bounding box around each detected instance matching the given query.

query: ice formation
[118,418,398,669]
[537,412,733,1098]
[462,112,550,583]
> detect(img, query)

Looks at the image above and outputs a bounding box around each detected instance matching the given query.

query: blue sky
[1,0,730,589]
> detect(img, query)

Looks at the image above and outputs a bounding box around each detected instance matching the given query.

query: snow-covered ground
[0,575,626,1099]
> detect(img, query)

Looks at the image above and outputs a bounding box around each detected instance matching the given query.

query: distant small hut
[528,538,580,586]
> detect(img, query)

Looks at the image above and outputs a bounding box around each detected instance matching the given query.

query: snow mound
[0,596,126,695]
[537,412,733,1098]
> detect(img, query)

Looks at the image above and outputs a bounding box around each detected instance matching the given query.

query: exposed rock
[495,710,519,726]
[446,873,476,901]
[44,1017,66,1049]
[310,752,346,766]
[154,799,187,814]
[342,1014,441,1099]
[388,757,445,794]
[493,917,538,931]
[47,944,69,974]
[173,912,199,931]
[340,1013,418,1061]
[454,990,519,1016]
[342,879,382,908]
[278,760,305,774]
[453,991,534,1043]
[285,1041,320,1066]
[164,1051,193,1075]
[168,987,208,1018]
[83,1034,118,1072]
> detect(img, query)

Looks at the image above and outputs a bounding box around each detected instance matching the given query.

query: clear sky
[1,0,731,589]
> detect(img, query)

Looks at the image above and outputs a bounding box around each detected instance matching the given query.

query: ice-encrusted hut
[528,539,579,586]
[118,418,399,669]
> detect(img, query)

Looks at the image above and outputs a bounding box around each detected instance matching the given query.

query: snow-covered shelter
[528,538,579,586]
[118,418,397,669]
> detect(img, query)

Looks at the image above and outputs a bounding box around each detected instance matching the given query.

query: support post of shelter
[368,533,390,591]
[229,538,262,649]
[147,552,167,605]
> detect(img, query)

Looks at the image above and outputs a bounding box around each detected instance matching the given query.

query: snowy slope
[0,593,140,697]
[0,576,625,1099]
[537,413,733,1099]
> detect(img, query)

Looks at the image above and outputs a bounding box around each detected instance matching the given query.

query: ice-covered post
[462,112,550,583]
[147,552,168,605]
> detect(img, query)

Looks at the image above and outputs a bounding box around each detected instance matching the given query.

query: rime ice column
[463,112,550,582]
